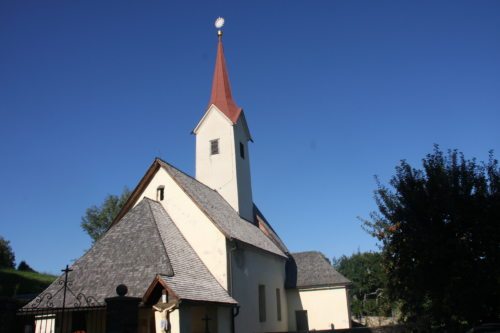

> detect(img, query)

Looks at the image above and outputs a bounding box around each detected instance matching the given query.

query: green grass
[0,268,57,297]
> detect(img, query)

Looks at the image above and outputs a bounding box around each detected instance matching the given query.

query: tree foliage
[17,260,36,272]
[334,251,391,317]
[364,146,500,330]
[0,236,15,269]
[81,188,131,242]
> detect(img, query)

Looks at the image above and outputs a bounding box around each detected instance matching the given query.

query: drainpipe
[229,241,239,333]
[231,305,240,333]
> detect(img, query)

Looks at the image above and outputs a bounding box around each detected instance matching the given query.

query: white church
[27,19,351,333]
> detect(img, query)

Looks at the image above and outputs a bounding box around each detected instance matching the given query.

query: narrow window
[239,142,245,159]
[157,186,165,201]
[258,285,266,322]
[276,288,282,321]
[210,139,219,155]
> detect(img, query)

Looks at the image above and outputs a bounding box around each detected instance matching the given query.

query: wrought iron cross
[61,265,73,310]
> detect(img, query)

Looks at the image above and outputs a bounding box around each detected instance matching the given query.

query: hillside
[0,268,57,298]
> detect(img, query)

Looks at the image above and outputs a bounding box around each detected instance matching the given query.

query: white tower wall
[195,105,253,221]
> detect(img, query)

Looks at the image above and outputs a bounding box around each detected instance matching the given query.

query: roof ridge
[292,250,323,255]
[254,204,289,254]
[156,158,256,223]
[155,158,232,239]
[24,199,176,309]
[149,201,234,300]
[144,198,174,277]
[290,251,351,288]
[156,158,286,258]
[65,200,154,276]
[155,158,219,194]
[110,159,162,228]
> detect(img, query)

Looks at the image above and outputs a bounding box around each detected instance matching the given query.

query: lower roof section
[149,200,237,305]
[24,198,235,309]
[286,251,351,289]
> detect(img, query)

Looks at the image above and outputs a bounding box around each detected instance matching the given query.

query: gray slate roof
[159,159,286,258]
[286,251,351,289]
[149,200,236,304]
[25,199,235,309]
[254,205,289,254]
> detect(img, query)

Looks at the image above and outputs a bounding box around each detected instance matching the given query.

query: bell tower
[193,18,254,222]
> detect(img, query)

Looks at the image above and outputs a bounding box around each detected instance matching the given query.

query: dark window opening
[259,285,266,322]
[210,139,219,155]
[239,142,245,159]
[157,186,165,201]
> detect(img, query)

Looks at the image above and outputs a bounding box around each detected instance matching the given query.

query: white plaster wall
[179,305,221,333]
[195,106,239,211]
[287,287,350,330]
[170,310,180,333]
[232,115,253,221]
[194,106,253,221]
[231,245,288,333]
[135,167,228,289]
[286,289,302,330]
[217,307,232,333]
[179,306,193,333]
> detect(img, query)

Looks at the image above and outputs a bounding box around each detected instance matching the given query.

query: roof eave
[192,104,245,136]
[231,238,287,259]
[180,299,238,307]
[290,282,352,290]
[142,275,180,305]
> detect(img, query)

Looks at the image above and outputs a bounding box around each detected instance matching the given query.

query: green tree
[17,260,36,272]
[364,146,500,330]
[334,251,391,318]
[0,236,15,269]
[81,188,131,242]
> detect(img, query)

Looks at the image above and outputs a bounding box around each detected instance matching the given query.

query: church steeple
[209,32,242,124]
[193,18,254,222]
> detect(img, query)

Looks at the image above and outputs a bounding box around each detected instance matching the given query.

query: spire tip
[215,17,225,37]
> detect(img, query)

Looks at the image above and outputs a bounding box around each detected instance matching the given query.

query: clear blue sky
[1,1,499,274]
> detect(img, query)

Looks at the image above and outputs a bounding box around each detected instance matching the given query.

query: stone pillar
[105,284,141,333]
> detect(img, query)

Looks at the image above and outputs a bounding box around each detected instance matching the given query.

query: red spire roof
[208,35,242,124]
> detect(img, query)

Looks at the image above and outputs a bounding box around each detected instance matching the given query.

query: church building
[26,18,351,333]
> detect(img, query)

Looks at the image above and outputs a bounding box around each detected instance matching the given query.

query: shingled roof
[286,251,351,289]
[254,205,289,254]
[111,159,287,259]
[25,199,235,309]
[149,200,236,304]
[158,159,286,258]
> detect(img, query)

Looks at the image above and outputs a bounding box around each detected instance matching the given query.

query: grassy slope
[0,268,57,297]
